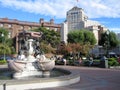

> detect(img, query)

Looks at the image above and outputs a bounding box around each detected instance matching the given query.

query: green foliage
[83,59,100,66]
[31,27,60,48]
[5,38,13,46]
[83,30,96,45]
[58,42,93,56]
[67,30,84,43]
[68,59,74,65]
[0,60,7,65]
[40,42,55,54]
[0,28,9,43]
[109,32,119,47]
[0,44,11,54]
[67,29,96,45]
[99,30,119,48]
[108,58,119,66]
[67,29,96,56]
[0,28,15,54]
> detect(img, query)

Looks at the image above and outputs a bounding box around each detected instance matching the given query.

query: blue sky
[0,0,120,33]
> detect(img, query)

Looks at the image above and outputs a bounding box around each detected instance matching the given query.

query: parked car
[108,52,117,58]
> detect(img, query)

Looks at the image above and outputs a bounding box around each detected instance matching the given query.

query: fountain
[8,32,55,79]
[0,31,80,90]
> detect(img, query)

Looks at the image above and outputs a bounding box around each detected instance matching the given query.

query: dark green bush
[0,60,7,65]
[68,59,74,65]
[83,59,100,66]
[83,60,89,66]
[108,58,119,66]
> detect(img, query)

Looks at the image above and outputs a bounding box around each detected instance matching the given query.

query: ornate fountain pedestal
[7,39,55,79]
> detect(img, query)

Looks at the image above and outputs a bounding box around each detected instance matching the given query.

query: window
[8,24,12,28]
[0,24,3,27]
[8,31,12,38]
[54,28,57,31]
[21,26,24,29]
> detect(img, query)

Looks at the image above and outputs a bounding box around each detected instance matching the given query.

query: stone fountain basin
[7,60,27,72]
[7,59,55,72]
[37,59,55,71]
[0,65,80,90]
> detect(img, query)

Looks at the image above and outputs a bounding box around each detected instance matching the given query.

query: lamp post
[1,33,5,60]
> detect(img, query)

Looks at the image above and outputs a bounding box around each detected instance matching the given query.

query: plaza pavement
[35,65,120,90]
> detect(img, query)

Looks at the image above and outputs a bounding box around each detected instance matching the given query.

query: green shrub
[93,59,100,62]
[68,59,74,65]
[82,59,100,66]
[40,43,55,54]
[83,60,89,66]
[108,58,119,66]
[0,60,7,65]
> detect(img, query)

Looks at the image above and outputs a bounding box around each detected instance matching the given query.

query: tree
[67,29,96,56]
[83,30,96,45]
[0,44,11,55]
[99,30,119,49]
[30,26,60,54]
[67,29,96,45]
[32,27,60,48]
[0,28,9,43]
[67,30,84,44]
[0,27,15,55]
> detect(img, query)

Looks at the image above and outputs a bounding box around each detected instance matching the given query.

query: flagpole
[76,0,79,6]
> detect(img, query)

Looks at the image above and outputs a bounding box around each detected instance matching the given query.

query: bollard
[3,83,6,90]
[105,59,108,68]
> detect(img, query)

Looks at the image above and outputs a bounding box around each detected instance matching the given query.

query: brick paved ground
[34,66,120,90]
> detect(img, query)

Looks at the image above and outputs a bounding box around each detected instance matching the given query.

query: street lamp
[1,33,5,60]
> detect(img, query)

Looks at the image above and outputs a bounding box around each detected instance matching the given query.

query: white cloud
[0,0,120,18]
[109,28,120,33]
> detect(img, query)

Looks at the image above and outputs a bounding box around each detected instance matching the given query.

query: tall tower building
[67,6,88,31]
[61,6,107,44]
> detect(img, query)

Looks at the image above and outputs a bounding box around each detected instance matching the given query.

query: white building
[60,21,68,43]
[117,33,120,40]
[84,20,100,27]
[61,6,107,44]
[67,6,88,31]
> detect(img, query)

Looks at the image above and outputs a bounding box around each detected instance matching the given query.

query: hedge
[0,60,7,65]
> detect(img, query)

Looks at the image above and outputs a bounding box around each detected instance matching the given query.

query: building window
[0,24,3,27]
[8,31,12,38]
[21,26,24,29]
[54,28,57,31]
[29,26,31,30]
[46,27,50,29]
[8,24,12,28]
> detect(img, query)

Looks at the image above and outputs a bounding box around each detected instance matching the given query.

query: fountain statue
[7,31,55,79]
